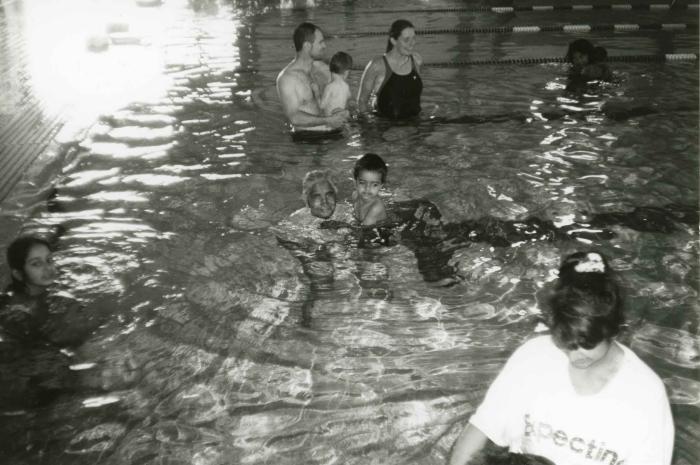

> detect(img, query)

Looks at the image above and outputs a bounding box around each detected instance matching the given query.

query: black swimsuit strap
[375,55,393,99]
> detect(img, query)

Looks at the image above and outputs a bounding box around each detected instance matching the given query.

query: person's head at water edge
[293,22,326,60]
[386,19,416,55]
[547,251,623,369]
[353,153,387,202]
[302,170,337,219]
[6,235,57,297]
[329,51,352,80]
[566,38,595,71]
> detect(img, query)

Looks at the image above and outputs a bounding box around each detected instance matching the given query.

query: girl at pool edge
[0,236,59,342]
[448,251,673,465]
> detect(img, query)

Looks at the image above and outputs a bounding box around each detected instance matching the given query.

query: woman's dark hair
[353,153,388,183]
[547,251,624,350]
[565,39,595,64]
[386,19,414,53]
[6,235,51,294]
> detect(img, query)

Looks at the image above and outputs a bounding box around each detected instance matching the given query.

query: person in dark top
[357,19,423,119]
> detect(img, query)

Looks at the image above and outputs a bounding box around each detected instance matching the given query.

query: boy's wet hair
[6,235,51,294]
[293,22,319,52]
[386,19,414,53]
[566,38,595,63]
[301,169,337,203]
[547,251,624,350]
[353,153,388,183]
[330,51,353,75]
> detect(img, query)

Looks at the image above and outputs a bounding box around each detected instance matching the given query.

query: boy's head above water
[330,51,353,78]
[353,153,387,203]
[353,153,387,183]
[566,38,595,68]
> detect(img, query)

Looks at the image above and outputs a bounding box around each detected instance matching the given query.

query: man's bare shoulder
[278,63,307,85]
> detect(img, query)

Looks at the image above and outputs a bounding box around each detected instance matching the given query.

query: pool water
[0,0,698,464]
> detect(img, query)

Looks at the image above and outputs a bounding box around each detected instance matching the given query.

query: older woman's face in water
[392,28,416,56]
[307,180,337,219]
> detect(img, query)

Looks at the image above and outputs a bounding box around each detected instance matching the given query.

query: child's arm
[361,200,387,226]
[319,85,336,116]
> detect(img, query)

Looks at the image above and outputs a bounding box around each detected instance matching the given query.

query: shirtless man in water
[277,22,349,130]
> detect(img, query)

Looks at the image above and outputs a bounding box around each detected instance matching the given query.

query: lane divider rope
[164,53,698,76]
[332,3,699,14]
[325,23,697,37]
[346,53,698,70]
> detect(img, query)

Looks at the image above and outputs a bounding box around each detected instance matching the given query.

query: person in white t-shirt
[448,251,674,465]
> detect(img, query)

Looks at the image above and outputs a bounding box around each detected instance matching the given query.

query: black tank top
[376,55,422,119]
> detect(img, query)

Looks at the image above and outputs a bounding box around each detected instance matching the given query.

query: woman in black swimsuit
[357,19,423,120]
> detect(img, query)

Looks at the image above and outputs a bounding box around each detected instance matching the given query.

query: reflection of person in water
[449,251,674,465]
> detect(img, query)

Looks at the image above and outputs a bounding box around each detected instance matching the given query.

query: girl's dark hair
[565,39,595,63]
[6,235,51,294]
[353,153,388,183]
[386,19,414,53]
[548,251,624,350]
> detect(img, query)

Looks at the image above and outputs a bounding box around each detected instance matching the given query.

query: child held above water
[352,153,388,226]
[320,51,353,116]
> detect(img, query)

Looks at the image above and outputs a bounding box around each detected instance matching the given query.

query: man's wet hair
[566,38,595,63]
[386,19,414,53]
[353,153,388,184]
[293,22,319,52]
[330,51,353,75]
[547,251,624,351]
[301,169,337,204]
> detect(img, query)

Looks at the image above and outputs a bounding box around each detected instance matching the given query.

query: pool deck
[0,0,697,204]
[0,0,67,204]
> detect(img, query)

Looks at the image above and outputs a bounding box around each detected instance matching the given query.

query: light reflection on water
[0,0,698,464]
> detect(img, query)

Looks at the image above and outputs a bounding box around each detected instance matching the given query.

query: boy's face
[355,170,383,201]
[571,51,589,68]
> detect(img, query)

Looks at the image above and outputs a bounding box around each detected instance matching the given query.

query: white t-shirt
[320,78,351,116]
[470,336,674,465]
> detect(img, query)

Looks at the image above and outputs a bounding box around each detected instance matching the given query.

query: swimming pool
[0,0,698,463]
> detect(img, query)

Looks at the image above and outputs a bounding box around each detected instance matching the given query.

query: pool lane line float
[337,3,699,14]
[329,23,697,37]
[346,53,698,70]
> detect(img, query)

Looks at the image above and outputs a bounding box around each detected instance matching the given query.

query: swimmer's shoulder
[364,55,387,74]
[616,343,666,393]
